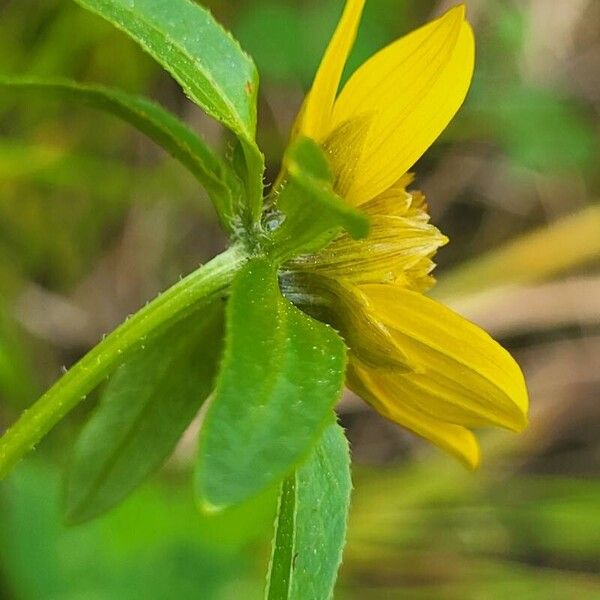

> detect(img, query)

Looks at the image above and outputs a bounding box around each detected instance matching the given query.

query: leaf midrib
[70,332,196,518]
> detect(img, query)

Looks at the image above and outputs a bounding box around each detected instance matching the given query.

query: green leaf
[72,0,264,223]
[65,301,225,523]
[195,257,346,510]
[73,0,257,138]
[265,421,352,600]
[269,137,369,263]
[0,76,241,231]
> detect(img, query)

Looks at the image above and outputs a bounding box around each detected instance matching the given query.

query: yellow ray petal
[331,5,475,205]
[359,284,529,431]
[298,0,366,140]
[283,273,415,371]
[348,360,480,469]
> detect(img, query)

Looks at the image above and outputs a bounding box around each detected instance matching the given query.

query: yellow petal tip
[510,408,530,433]
[463,439,481,471]
[446,3,467,21]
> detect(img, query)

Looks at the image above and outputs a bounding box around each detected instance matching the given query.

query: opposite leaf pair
[67,254,352,599]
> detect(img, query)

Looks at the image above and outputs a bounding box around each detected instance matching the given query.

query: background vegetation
[1,0,599,598]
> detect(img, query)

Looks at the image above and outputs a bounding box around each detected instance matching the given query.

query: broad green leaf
[65,300,225,524]
[265,421,352,600]
[269,137,369,263]
[0,76,240,231]
[195,257,346,510]
[72,0,264,222]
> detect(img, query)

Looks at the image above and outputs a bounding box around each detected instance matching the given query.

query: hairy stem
[0,244,246,479]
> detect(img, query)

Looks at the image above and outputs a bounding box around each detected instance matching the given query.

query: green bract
[269,137,369,262]
[0,0,358,596]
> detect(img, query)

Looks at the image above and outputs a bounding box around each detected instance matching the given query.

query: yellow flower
[282,1,528,468]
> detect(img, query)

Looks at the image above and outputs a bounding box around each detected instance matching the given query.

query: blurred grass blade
[434,205,600,299]
[269,137,369,262]
[66,301,224,524]
[445,276,600,338]
[0,302,38,410]
[266,421,351,600]
[71,0,264,223]
[195,257,346,510]
[0,77,241,231]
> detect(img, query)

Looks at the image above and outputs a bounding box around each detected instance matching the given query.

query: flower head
[283,1,528,468]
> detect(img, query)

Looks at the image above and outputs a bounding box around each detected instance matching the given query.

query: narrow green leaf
[0,76,240,231]
[195,257,346,510]
[72,0,264,222]
[73,0,257,138]
[65,301,225,523]
[266,421,352,600]
[269,137,369,263]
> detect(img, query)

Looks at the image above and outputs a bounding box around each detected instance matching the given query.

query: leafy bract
[265,421,352,600]
[72,0,264,222]
[0,77,240,231]
[195,257,346,510]
[269,137,369,263]
[65,301,225,524]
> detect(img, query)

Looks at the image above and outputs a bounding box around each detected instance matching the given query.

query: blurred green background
[1,0,599,598]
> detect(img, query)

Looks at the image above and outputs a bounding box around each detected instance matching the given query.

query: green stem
[0,244,246,479]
